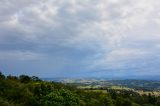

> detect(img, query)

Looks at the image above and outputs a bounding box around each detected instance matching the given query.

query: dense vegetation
[0,72,160,106]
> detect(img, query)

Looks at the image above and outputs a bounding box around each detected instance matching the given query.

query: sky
[0,0,160,79]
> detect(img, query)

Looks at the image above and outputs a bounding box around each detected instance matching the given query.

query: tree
[19,75,31,83]
[0,72,5,80]
[123,99,132,106]
[99,94,114,106]
[148,93,156,105]
[41,89,79,106]
[6,75,18,80]
[31,76,41,81]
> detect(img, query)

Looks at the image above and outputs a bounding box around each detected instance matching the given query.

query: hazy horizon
[0,0,160,79]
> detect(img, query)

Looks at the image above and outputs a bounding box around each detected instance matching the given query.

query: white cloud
[1,0,159,45]
[64,0,160,50]
[88,48,152,70]
[106,48,150,61]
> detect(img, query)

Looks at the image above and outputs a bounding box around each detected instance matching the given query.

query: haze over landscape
[0,0,160,79]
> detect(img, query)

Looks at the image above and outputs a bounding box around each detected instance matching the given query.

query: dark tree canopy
[19,75,31,83]
[0,72,5,80]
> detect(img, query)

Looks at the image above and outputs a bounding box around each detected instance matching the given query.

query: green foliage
[41,89,79,106]
[0,97,10,106]
[0,72,159,106]
[0,72,5,80]
[31,76,41,81]
[6,75,18,80]
[19,75,31,83]
[155,97,160,106]
[99,94,114,106]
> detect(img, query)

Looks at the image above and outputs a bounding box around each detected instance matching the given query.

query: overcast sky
[0,0,160,78]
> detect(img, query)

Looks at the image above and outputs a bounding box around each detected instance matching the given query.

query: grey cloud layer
[0,0,160,77]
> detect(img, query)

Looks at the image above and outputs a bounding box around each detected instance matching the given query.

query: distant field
[51,78,160,97]
[76,82,160,97]
[135,91,160,97]
[60,79,160,91]
[80,87,160,97]
[83,90,108,93]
